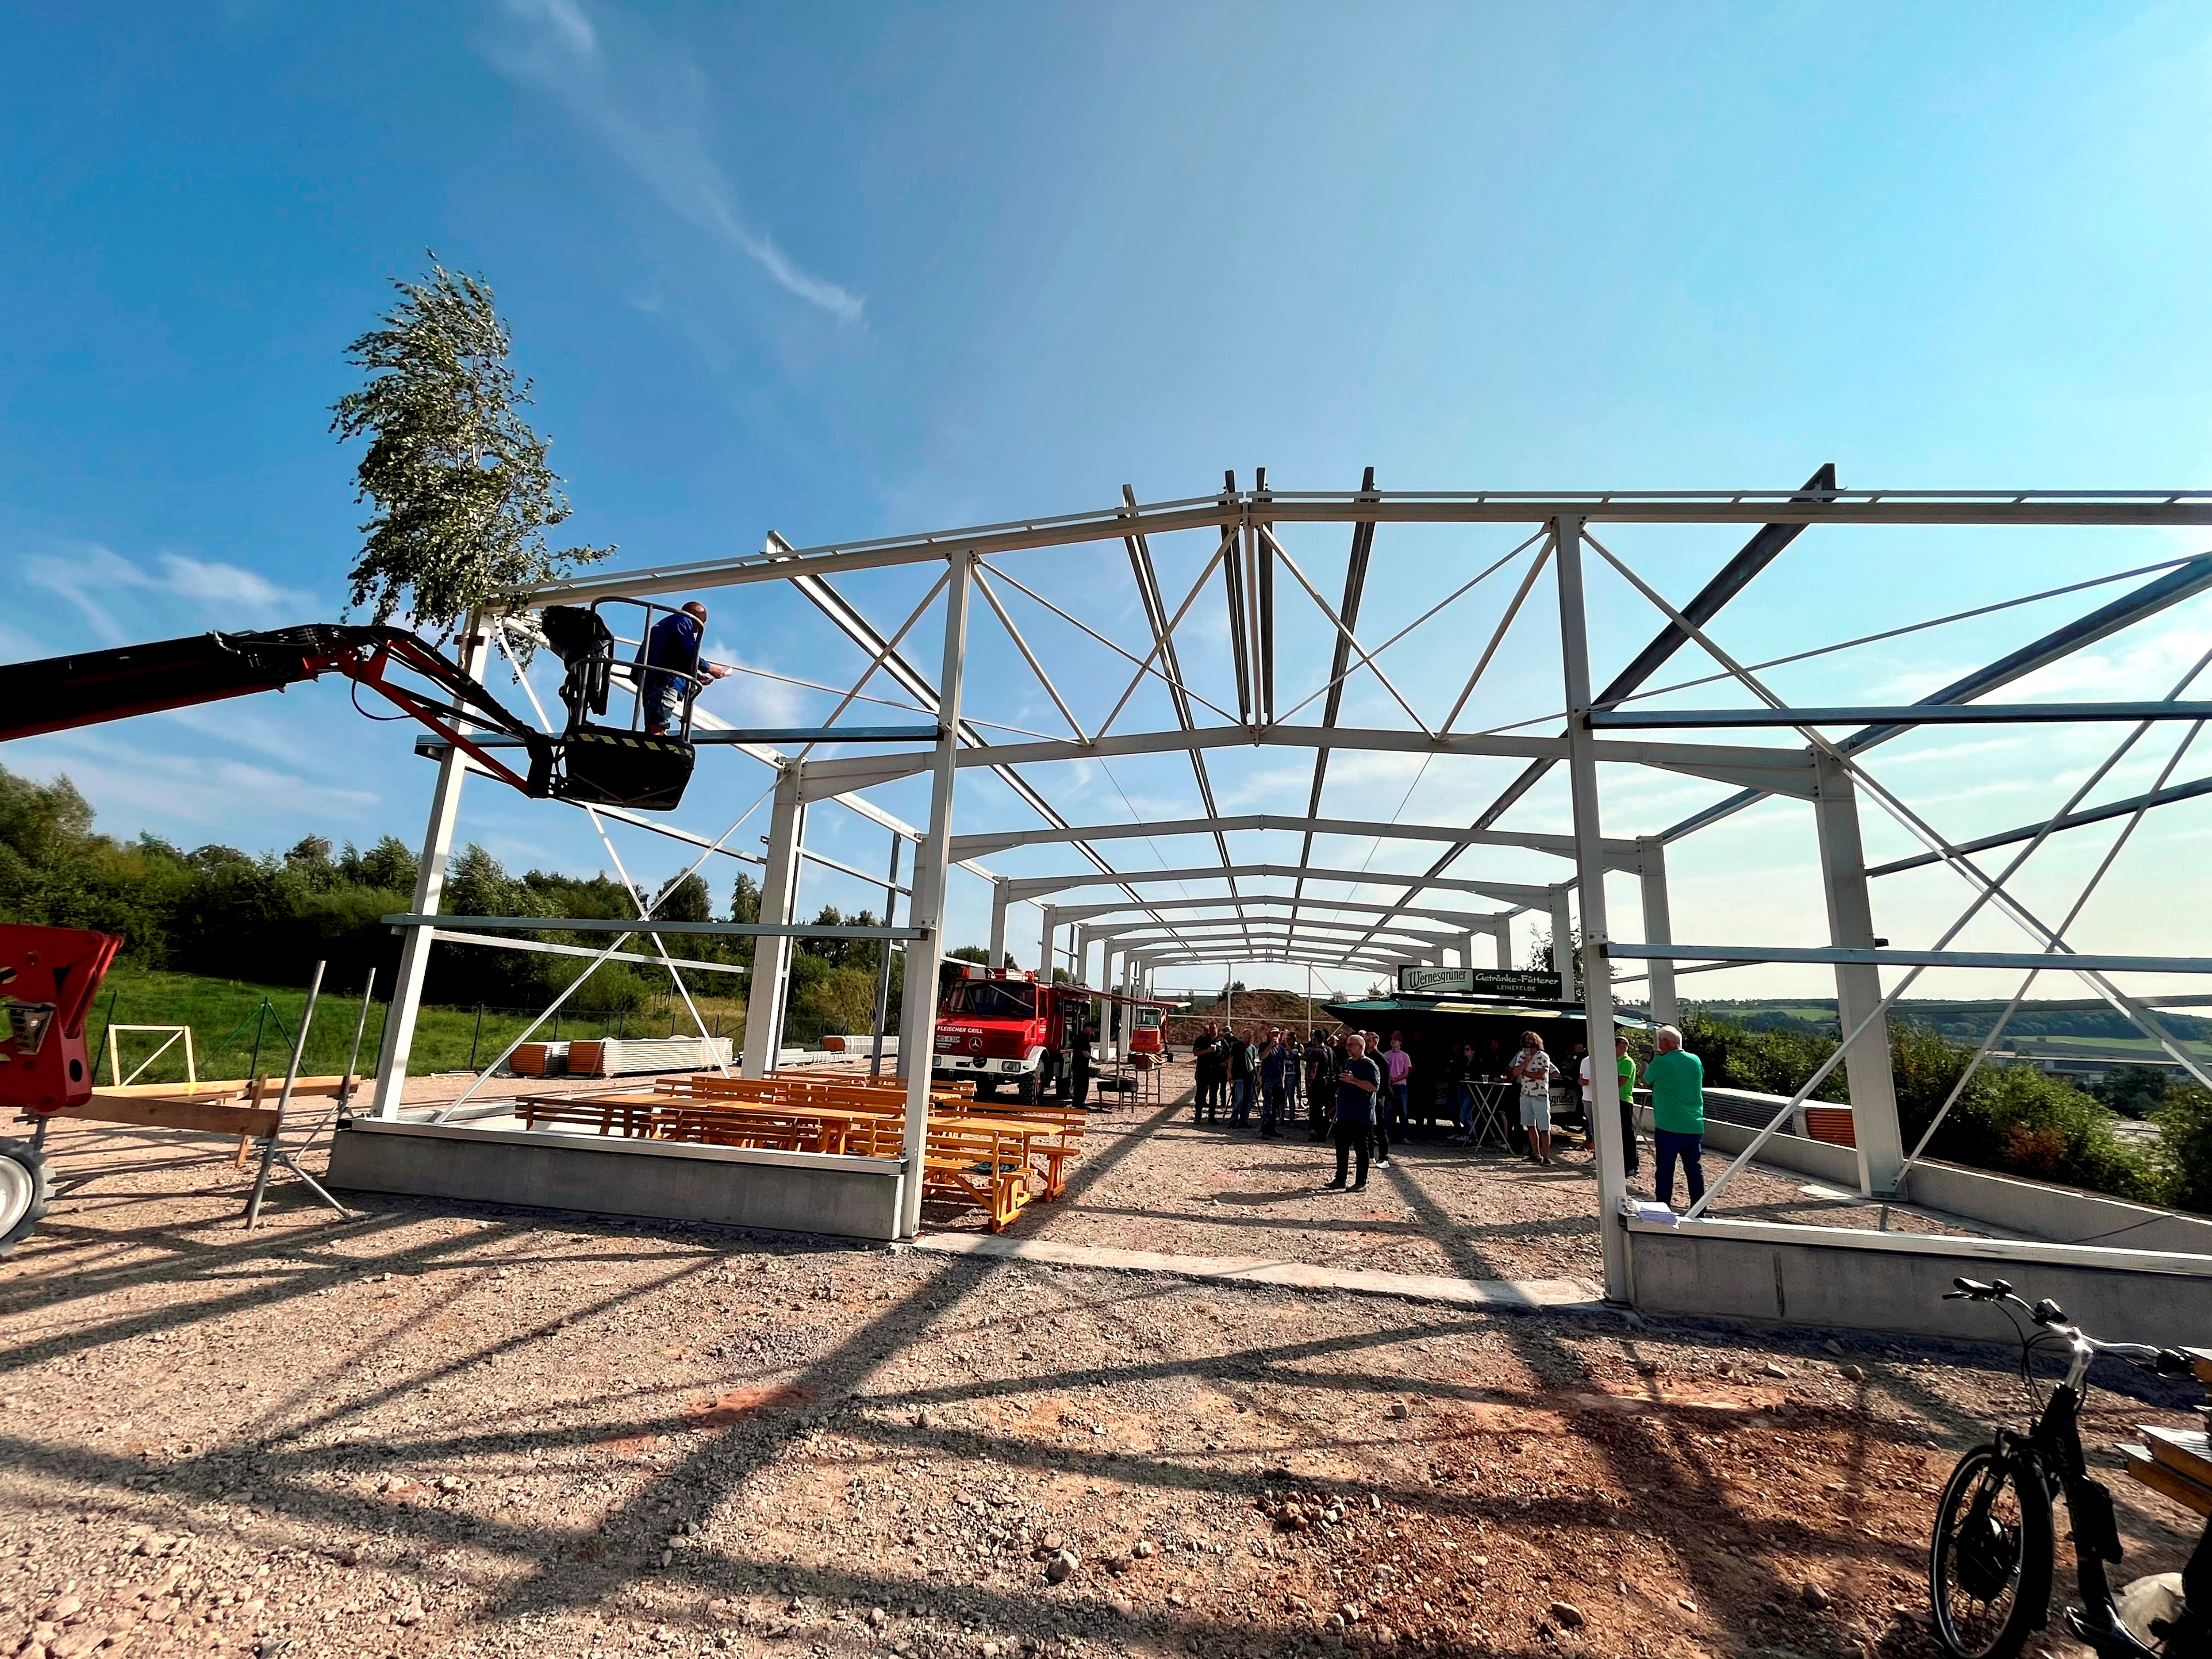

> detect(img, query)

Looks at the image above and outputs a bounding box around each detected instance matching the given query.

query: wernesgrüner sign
[1396,965,1568,1000]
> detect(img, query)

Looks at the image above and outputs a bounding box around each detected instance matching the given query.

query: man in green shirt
[1642,1025,1705,1209]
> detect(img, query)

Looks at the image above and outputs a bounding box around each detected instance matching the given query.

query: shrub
[1683,1003,2173,1209]
[2157,1086,2212,1215]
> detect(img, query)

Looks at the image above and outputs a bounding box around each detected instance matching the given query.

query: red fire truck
[932,965,1165,1103]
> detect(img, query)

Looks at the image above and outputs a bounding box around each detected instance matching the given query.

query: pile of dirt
[1166,990,1336,1045]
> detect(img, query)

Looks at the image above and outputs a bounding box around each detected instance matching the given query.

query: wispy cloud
[488,0,864,324]
[23,541,316,646]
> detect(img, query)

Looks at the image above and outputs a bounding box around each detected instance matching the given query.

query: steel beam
[1554,516,1631,1302]
[520,487,2212,607]
[1592,701,2212,729]
[949,812,1639,864]
[372,614,488,1118]
[1121,481,1253,955]
[1866,772,2212,878]
[1048,894,1507,929]
[1635,836,1678,1026]
[898,551,976,1237]
[1003,863,1560,905]
[1603,943,2212,973]
[1810,749,1905,1197]
[741,768,806,1079]
[1660,553,2212,843]
[384,914,923,939]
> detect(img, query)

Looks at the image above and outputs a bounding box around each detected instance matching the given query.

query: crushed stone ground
[3,1061,2199,1659]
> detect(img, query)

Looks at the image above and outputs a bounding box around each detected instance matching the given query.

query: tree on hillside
[339,836,418,891]
[0,766,93,865]
[1528,925,1584,995]
[329,258,612,640]
[653,872,713,924]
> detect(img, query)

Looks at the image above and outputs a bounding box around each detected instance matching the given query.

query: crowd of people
[1180,1019,1709,1203]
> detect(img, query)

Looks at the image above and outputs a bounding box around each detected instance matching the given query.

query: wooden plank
[2141,1425,2212,1488]
[61,1095,282,1138]
[2127,1455,2212,1519]
[2182,1347,2212,1387]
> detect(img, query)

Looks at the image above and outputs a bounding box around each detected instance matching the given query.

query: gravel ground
[3,1070,2201,1659]
[926,1062,1981,1282]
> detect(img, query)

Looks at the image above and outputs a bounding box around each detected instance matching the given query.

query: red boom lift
[0,600,705,1252]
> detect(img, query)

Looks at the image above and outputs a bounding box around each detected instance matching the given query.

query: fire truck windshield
[945,979,1037,1020]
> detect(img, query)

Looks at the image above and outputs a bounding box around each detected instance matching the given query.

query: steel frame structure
[368,474,2212,1293]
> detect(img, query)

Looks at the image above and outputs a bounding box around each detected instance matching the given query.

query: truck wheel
[1014,1071,1040,1106]
[0,1137,52,1259]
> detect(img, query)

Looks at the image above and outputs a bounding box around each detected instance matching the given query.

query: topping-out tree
[329,257,611,640]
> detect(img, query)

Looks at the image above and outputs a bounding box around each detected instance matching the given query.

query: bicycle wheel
[1930,1443,2054,1659]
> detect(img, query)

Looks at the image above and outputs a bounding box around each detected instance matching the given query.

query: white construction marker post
[1553,517,1631,1303]
[897,550,976,1240]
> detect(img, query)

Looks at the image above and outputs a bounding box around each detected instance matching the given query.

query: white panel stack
[566,1037,736,1077]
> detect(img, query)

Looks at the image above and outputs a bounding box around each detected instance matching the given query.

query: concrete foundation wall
[1689,1088,2212,1255]
[328,1120,906,1241]
[1626,1216,2212,1347]
[1897,1160,2212,1255]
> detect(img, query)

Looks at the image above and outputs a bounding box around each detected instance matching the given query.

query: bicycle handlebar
[1942,1276,2191,1376]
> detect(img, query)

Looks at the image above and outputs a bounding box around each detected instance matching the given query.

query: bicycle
[1929,1275,2209,1658]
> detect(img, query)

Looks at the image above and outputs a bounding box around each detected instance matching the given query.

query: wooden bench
[950,1101,1086,1198]
[520,1093,660,1137]
[922,1115,1048,1231]
[535,1080,1082,1230]
[652,1101,902,1157]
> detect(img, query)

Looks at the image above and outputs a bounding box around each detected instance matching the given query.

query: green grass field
[85,966,750,1086]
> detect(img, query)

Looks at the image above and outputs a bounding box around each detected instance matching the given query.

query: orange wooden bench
[521,1093,661,1137]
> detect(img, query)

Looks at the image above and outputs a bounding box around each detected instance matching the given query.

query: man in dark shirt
[1225,1027,1257,1127]
[1190,1023,1221,1121]
[1258,1030,1292,1138]
[1070,1023,1096,1110]
[1302,1033,1335,1141]
[1323,1035,1380,1191]
[641,602,729,734]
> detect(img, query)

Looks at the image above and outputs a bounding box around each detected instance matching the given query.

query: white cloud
[23,541,316,645]
[489,0,864,323]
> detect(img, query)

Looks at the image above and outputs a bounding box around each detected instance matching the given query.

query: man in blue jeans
[1643,1025,1706,1209]
[1322,1034,1381,1191]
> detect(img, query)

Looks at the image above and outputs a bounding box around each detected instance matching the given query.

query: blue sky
[6,0,2211,1002]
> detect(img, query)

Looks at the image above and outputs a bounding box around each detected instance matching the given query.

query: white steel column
[1039,906,1058,983]
[988,879,1009,969]
[1490,916,1513,968]
[372,614,488,1118]
[1812,747,1905,1197]
[1554,517,1631,1302]
[1636,836,1679,1026]
[741,765,807,1079]
[897,551,977,1239]
[1459,933,1478,970]
[1548,887,1575,999]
